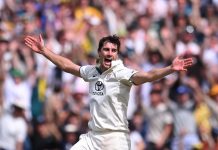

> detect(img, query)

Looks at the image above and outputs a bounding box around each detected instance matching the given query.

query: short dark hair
[97,35,121,52]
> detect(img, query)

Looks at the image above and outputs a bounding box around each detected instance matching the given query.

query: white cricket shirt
[80,60,137,132]
[0,113,27,150]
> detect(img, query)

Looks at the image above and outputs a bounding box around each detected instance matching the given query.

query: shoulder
[80,65,98,81]
[116,66,138,81]
[114,66,138,86]
[80,65,96,72]
[115,66,137,77]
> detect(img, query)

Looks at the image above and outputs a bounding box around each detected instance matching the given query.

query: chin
[102,64,111,70]
[105,66,111,70]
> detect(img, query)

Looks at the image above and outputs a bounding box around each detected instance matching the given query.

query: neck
[95,65,104,74]
[99,65,108,73]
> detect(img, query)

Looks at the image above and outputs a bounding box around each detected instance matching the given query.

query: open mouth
[104,58,112,66]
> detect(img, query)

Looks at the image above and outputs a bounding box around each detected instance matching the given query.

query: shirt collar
[96,59,124,74]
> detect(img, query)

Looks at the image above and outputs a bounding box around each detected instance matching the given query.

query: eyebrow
[102,48,117,51]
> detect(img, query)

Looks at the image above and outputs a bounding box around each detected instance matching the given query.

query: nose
[107,49,113,56]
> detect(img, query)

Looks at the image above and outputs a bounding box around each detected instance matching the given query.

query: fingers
[183,57,193,62]
[24,41,32,48]
[184,62,193,68]
[24,38,33,47]
[24,36,36,47]
[24,35,42,52]
[184,58,193,66]
[176,55,193,62]
[24,34,42,44]
[24,37,35,48]
[25,36,38,43]
[177,57,193,66]
[39,34,42,41]
[24,37,33,44]
[39,34,44,46]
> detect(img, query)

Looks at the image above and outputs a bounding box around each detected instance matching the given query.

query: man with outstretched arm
[24,34,193,150]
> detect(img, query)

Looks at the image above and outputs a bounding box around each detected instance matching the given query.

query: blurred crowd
[0,0,218,150]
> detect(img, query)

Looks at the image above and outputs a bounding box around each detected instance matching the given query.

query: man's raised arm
[131,56,193,85]
[24,34,81,77]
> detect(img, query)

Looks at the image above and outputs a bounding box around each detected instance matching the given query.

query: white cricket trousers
[70,130,130,150]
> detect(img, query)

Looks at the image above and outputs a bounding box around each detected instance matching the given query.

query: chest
[89,73,120,97]
[0,116,22,138]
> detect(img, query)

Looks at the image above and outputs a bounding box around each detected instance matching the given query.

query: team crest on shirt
[92,81,104,95]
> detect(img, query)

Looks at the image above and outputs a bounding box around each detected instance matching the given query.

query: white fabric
[104,7,118,35]
[3,76,32,119]
[202,48,218,66]
[0,0,5,10]
[70,131,130,150]
[0,113,27,150]
[130,131,144,150]
[151,0,169,21]
[175,41,200,56]
[80,60,137,132]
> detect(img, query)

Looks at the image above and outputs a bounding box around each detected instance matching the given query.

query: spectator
[129,120,145,150]
[186,77,215,149]
[168,85,202,150]
[31,115,62,150]
[0,99,28,150]
[194,82,218,149]
[62,124,80,150]
[0,0,218,149]
[143,89,173,150]
[3,68,32,119]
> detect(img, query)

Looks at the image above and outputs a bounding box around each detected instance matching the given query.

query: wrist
[169,65,175,72]
[41,46,47,55]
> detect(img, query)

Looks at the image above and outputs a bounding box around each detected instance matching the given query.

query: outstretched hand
[171,56,193,72]
[24,34,45,54]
